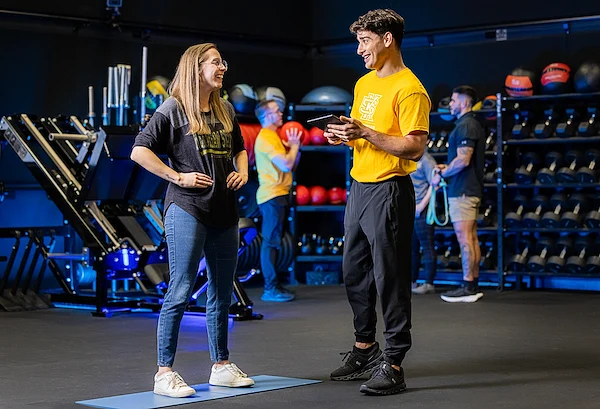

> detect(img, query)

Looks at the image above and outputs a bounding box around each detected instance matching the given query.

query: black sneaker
[440,285,483,303]
[359,362,407,395]
[330,342,384,381]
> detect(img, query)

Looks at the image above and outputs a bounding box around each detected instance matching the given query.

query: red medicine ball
[295,185,310,205]
[239,123,261,167]
[309,126,327,145]
[278,121,308,144]
[541,62,571,95]
[328,187,346,205]
[505,68,536,97]
[309,186,328,205]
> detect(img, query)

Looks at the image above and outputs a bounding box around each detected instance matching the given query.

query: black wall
[312,30,600,106]
[312,0,600,41]
[0,0,314,119]
[0,0,312,41]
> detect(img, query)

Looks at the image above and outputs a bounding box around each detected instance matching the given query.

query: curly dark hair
[349,9,405,48]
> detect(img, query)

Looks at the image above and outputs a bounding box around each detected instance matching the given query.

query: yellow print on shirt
[358,93,382,122]
[193,129,232,157]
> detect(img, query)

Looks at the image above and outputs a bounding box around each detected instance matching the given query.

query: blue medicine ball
[301,86,353,105]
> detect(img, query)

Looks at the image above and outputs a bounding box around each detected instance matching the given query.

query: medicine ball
[574,61,600,93]
[295,185,310,205]
[239,123,261,167]
[328,187,346,205]
[145,76,170,111]
[505,68,536,97]
[310,186,328,205]
[541,63,571,95]
[437,97,454,121]
[278,121,309,144]
[309,126,327,145]
[255,86,287,113]
[481,95,498,120]
[229,84,258,114]
[301,86,353,105]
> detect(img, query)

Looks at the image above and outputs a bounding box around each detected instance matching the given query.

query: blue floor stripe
[76,375,322,409]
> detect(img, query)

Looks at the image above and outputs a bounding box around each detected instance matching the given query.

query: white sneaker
[209,363,255,388]
[154,371,196,398]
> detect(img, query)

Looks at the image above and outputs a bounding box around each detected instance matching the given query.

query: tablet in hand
[306,114,344,131]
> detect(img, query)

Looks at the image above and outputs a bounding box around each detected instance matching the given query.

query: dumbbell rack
[286,102,352,285]
[426,111,501,285]
[497,91,600,290]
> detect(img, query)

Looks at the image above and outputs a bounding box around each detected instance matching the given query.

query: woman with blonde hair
[131,43,253,397]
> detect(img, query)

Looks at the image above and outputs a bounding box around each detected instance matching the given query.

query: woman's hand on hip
[177,172,213,188]
[226,171,248,191]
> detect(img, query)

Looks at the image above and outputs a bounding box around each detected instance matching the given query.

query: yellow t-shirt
[254,128,292,205]
[350,68,431,182]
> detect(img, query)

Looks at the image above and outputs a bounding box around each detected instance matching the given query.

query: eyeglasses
[202,59,228,70]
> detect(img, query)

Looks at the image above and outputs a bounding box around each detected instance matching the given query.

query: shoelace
[339,351,352,362]
[169,372,189,389]
[370,364,390,380]
[226,363,248,378]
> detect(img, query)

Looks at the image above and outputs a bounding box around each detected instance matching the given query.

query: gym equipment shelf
[288,103,353,283]
[436,226,498,232]
[503,91,600,102]
[296,255,343,263]
[505,136,600,145]
[290,104,350,112]
[505,228,600,233]
[296,205,346,212]
[505,271,600,278]
[505,183,600,188]
[431,150,497,158]
[497,90,600,291]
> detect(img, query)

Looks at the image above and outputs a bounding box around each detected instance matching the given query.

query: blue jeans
[157,203,239,366]
[258,195,288,291]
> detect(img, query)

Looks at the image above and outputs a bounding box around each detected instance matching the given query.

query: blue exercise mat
[76,375,322,409]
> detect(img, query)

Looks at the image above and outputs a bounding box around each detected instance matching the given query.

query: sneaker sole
[440,292,483,303]
[330,353,384,381]
[260,297,295,302]
[153,388,196,398]
[209,380,255,388]
[359,382,407,396]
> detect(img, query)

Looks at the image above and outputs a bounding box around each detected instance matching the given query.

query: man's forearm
[441,158,468,178]
[362,128,425,161]
[416,187,432,213]
[285,145,300,171]
[292,150,301,171]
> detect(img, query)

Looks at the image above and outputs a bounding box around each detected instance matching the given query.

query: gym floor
[2,285,599,409]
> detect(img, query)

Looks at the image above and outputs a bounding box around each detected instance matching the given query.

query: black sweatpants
[342,176,415,367]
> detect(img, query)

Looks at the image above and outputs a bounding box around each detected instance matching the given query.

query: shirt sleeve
[256,132,286,162]
[455,120,483,149]
[231,116,245,156]
[133,112,170,155]
[397,92,431,136]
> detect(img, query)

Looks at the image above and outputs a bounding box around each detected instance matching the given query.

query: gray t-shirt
[133,97,245,227]
[410,151,437,204]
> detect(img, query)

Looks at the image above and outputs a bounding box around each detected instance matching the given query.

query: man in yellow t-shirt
[254,100,301,302]
[325,9,430,397]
